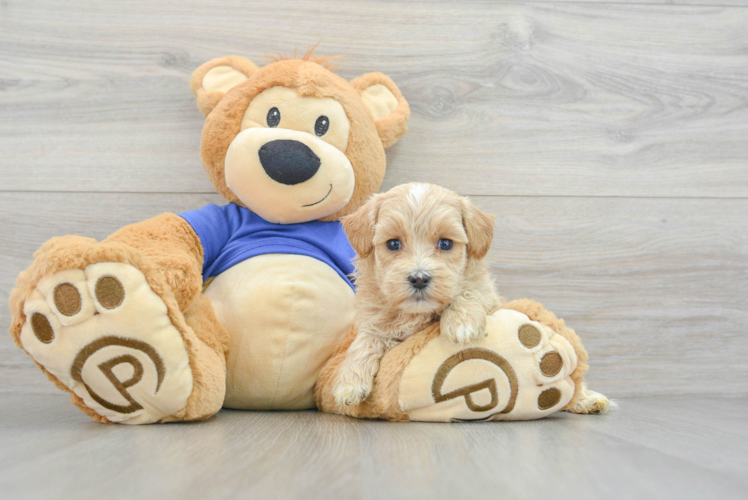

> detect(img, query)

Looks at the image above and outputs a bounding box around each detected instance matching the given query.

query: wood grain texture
[1,193,746,397]
[0,394,746,499]
[1,1,747,197]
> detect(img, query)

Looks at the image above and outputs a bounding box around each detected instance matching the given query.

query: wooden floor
[0,394,745,499]
[1,1,747,497]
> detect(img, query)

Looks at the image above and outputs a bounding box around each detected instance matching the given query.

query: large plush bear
[9,51,410,424]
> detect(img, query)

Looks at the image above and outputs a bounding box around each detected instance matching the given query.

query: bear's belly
[204,254,354,410]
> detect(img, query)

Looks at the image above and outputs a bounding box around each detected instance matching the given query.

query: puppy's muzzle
[259,139,321,185]
[408,270,431,291]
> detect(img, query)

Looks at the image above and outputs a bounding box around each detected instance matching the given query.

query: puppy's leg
[333,332,387,406]
[566,382,613,415]
[441,291,490,344]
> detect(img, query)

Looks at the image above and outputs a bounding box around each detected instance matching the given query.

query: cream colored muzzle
[225,127,355,224]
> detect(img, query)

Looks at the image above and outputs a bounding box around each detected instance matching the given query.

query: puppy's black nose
[258,140,321,185]
[408,271,431,290]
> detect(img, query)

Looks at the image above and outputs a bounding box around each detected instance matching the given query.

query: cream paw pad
[19,263,194,424]
[398,309,578,422]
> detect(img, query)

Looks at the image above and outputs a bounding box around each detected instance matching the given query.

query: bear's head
[190,52,410,224]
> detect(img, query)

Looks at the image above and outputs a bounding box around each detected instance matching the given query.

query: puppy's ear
[190,55,259,117]
[342,195,381,258]
[460,198,495,260]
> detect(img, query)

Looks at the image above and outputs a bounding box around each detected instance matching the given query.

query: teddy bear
[8,50,410,424]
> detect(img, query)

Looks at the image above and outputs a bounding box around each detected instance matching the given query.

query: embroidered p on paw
[398,309,578,422]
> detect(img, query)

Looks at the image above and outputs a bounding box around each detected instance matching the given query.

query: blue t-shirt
[179,203,356,291]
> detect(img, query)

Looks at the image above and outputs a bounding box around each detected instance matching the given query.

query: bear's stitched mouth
[302,184,333,207]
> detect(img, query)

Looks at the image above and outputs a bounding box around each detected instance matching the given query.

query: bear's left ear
[351,73,410,149]
[190,55,259,117]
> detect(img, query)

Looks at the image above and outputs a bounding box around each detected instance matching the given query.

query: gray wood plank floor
[0,394,746,500]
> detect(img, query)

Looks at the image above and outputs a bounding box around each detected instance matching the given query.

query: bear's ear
[190,55,259,117]
[350,73,410,149]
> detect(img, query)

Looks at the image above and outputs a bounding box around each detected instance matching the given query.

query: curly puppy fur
[332,183,499,406]
[317,184,610,418]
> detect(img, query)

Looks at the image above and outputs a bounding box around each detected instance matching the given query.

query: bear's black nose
[258,140,321,185]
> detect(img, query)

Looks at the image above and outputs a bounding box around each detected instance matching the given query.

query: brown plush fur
[104,213,205,311]
[9,52,409,423]
[196,57,409,221]
[190,55,259,118]
[172,295,230,421]
[9,214,229,423]
[350,73,409,150]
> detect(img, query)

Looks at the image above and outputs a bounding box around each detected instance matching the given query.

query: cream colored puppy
[333,183,499,406]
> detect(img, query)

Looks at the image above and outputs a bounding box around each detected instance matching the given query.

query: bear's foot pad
[20,263,193,424]
[399,309,578,422]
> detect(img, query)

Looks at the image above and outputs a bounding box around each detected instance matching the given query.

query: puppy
[333,183,499,406]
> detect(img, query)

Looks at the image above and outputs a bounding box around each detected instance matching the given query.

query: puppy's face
[345,183,495,314]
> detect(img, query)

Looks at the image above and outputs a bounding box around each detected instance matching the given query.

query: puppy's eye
[267,107,281,128]
[315,115,329,137]
[438,239,454,251]
[386,239,401,252]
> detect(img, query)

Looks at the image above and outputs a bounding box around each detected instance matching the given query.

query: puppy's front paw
[333,373,373,406]
[441,307,486,344]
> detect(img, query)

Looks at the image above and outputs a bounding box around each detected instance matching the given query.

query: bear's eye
[267,107,281,128]
[438,239,453,251]
[386,239,401,252]
[314,115,329,137]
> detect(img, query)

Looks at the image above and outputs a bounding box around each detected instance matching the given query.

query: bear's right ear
[190,56,259,117]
